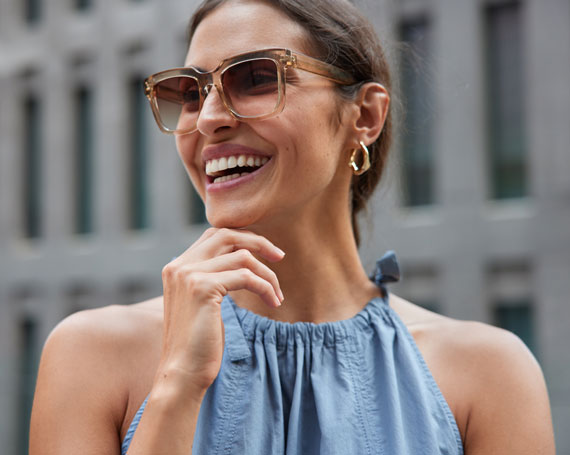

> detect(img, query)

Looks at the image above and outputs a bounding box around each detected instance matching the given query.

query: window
[488,261,534,353]
[494,301,535,353]
[24,0,41,24]
[399,18,435,207]
[17,318,38,455]
[485,2,527,199]
[75,0,91,11]
[22,95,42,239]
[399,265,441,314]
[128,77,149,230]
[74,86,94,234]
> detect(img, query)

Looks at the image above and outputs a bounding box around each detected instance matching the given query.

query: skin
[29,1,556,454]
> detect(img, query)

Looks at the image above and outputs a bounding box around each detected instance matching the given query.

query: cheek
[259,102,343,184]
[292,107,343,168]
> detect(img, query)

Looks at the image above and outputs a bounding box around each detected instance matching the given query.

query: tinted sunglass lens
[222,59,280,117]
[155,76,200,132]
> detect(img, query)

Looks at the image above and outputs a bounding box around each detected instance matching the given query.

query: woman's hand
[157,227,285,395]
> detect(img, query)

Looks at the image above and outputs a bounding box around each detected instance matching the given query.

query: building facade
[0,0,568,453]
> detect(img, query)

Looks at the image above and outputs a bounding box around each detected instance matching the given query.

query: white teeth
[205,154,270,177]
[213,172,242,183]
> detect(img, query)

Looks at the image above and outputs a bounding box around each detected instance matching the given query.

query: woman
[30,0,555,453]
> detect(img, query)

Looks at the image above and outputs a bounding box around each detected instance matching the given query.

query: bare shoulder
[30,297,163,454]
[40,298,163,389]
[391,293,534,362]
[389,294,555,455]
[39,296,164,412]
[49,297,163,350]
[389,293,542,377]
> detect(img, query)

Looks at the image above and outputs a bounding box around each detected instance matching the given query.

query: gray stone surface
[0,0,568,453]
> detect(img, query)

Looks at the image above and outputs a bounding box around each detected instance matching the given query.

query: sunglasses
[143,48,357,135]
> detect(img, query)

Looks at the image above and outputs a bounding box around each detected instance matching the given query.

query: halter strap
[369,250,401,286]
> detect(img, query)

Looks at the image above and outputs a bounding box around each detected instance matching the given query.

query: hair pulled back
[188,0,392,246]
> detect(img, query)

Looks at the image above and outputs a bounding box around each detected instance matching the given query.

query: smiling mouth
[205,154,270,184]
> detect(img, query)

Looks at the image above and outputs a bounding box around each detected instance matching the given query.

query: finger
[209,228,285,262]
[193,249,284,302]
[193,227,221,247]
[167,228,220,267]
[215,268,282,308]
[174,228,285,269]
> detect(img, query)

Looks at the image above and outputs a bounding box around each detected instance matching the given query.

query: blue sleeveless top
[121,252,463,454]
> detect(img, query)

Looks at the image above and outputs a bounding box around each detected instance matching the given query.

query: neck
[229,207,382,323]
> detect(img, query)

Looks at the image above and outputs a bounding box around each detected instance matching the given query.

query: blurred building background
[0,0,568,453]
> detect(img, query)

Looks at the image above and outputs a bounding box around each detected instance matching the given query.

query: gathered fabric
[121,252,463,454]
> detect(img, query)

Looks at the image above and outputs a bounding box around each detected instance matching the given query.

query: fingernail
[275,247,286,257]
[278,289,285,302]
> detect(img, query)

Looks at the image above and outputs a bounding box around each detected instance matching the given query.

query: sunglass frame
[144,48,357,135]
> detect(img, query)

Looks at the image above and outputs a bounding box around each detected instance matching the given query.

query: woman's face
[177,0,355,230]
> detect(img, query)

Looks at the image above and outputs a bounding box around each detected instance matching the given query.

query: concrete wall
[1,0,568,453]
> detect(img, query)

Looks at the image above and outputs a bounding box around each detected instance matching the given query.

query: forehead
[186,0,311,68]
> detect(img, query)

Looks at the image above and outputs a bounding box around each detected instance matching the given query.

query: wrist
[151,366,209,409]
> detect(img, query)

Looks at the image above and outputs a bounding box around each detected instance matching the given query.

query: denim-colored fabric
[122,252,463,454]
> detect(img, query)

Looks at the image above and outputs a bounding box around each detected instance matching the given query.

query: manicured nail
[275,247,286,257]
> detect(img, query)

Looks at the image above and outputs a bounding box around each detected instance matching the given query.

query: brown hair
[188,0,393,246]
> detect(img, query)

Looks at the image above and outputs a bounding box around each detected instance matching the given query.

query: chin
[206,206,260,230]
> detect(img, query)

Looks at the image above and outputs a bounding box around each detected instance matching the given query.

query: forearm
[126,372,206,455]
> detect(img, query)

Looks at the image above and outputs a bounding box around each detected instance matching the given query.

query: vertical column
[96,3,125,242]
[434,0,486,210]
[433,0,487,321]
[43,58,73,246]
[0,288,50,455]
[38,0,72,251]
[0,75,19,252]
[525,0,570,451]
[0,289,19,455]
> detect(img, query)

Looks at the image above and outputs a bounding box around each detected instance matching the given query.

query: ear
[349,82,390,146]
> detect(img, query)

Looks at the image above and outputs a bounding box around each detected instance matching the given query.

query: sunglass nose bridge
[202,83,214,97]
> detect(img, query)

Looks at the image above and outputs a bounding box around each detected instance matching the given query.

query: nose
[196,84,239,136]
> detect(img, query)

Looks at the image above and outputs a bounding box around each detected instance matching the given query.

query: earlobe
[353,82,390,146]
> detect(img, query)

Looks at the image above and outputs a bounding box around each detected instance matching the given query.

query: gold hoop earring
[349,141,371,176]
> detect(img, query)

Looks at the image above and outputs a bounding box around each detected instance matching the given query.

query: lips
[202,143,272,187]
